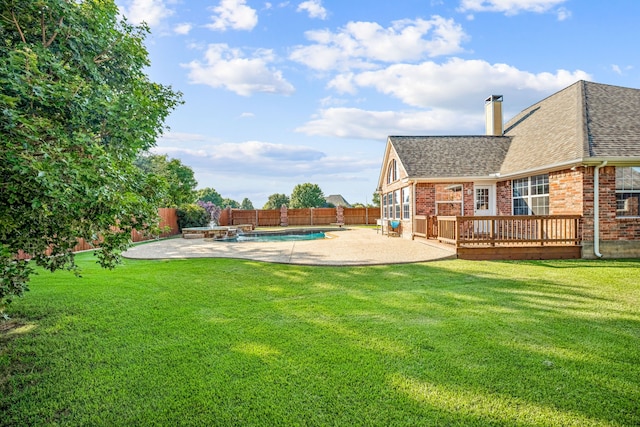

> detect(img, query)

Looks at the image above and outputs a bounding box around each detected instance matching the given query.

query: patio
[123,227,456,266]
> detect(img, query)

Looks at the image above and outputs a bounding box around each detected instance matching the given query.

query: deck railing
[436,215,582,247]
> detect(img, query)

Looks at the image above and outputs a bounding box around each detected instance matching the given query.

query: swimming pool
[234,231,326,242]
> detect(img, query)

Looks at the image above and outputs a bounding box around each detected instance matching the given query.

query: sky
[114,0,640,208]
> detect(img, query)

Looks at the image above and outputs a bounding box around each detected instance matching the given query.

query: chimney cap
[485,95,503,103]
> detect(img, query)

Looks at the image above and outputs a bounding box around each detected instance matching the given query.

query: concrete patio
[123,227,456,266]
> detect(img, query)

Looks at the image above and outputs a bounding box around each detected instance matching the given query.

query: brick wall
[496,181,511,215]
[549,169,584,215]
[578,166,640,257]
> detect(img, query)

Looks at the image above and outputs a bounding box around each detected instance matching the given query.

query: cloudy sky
[115,0,639,207]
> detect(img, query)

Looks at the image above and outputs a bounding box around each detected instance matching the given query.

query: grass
[1,253,639,426]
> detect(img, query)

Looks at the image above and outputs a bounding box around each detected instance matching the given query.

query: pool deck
[123,227,456,266]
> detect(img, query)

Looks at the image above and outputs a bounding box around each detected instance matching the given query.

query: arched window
[387,160,399,184]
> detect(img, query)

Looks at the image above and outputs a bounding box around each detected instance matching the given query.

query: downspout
[412,181,417,239]
[593,161,607,258]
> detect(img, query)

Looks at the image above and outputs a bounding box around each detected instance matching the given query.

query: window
[402,187,410,219]
[394,190,401,219]
[616,167,640,217]
[512,174,549,215]
[382,194,388,219]
[387,160,399,184]
[435,184,463,216]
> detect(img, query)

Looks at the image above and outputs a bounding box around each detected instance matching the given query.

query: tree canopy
[289,183,325,208]
[240,198,254,210]
[135,154,197,207]
[0,0,182,309]
[221,198,240,209]
[263,193,289,210]
[196,187,223,207]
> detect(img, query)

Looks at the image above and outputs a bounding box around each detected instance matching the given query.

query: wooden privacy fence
[222,207,379,227]
[17,208,179,259]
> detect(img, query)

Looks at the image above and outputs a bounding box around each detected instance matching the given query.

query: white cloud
[154,133,381,205]
[207,0,258,31]
[174,23,193,35]
[117,0,173,26]
[556,7,571,21]
[458,0,568,16]
[296,108,481,140]
[240,112,256,118]
[301,59,592,140]
[183,44,295,96]
[611,64,633,76]
[297,0,328,20]
[289,16,468,71]
[334,57,591,110]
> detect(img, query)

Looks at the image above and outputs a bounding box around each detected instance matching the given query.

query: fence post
[336,206,344,224]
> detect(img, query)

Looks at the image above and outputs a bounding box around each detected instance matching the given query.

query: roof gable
[584,82,640,157]
[389,136,510,179]
[501,81,585,174]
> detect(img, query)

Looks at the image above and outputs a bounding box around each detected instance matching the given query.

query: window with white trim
[394,190,401,219]
[382,193,388,219]
[387,160,399,184]
[512,174,549,215]
[616,167,640,217]
[402,187,410,219]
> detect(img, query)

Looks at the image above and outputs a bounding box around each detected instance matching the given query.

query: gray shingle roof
[388,81,640,181]
[325,194,351,207]
[389,136,510,178]
[584,81,640,157]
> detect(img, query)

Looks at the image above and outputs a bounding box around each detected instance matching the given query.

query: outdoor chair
[388,220,401,237]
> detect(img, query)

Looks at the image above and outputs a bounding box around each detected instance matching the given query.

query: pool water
[234,232,326,242]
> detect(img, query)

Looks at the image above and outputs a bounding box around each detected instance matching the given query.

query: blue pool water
[234,232,326,242]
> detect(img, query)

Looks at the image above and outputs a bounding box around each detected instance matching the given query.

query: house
[378,81,640,259]
[325,194,352,208]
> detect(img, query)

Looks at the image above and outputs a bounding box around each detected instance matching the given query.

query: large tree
[135,154,197,207]
[289,183,325,208]
[0,0,182,309]
[196,187,223,207]
[263,193,289,210]
[240,198,254,210]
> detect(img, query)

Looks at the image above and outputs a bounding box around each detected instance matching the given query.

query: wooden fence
[17,208,179,259]
[221,207,379,227]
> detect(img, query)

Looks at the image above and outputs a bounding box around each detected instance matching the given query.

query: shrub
[176,204,208,231]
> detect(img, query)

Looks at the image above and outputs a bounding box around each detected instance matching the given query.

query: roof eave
[582,157,640,166]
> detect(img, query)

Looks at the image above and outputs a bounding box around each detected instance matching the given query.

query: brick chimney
[485,95,503,136]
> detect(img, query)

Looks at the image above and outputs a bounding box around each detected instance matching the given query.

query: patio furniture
[388,220,401,237]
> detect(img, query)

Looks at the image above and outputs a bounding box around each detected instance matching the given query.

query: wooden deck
[416,215,582,260]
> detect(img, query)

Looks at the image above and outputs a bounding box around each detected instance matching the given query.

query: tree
[290,183,325,208]
[135,154,197,207]
[221,198,240,209]
[263,193,289,210]
[240,198,254,210]
[372,192,380,207]
[0,0,182,311]
[196,187,223,207]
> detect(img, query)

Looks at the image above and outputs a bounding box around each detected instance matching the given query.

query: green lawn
[1,253,639,426]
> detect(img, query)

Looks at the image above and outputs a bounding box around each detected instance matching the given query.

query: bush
[176,204,209,231]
